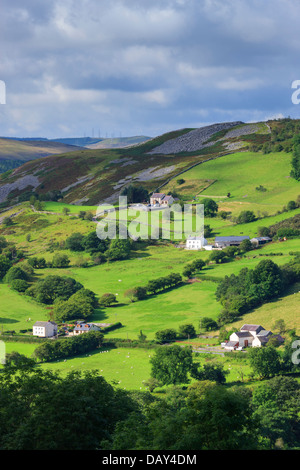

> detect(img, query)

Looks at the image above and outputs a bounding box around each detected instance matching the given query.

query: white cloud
[1,0,300,138]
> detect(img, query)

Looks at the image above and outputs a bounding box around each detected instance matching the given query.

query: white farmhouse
[186,236,208,250]
[223,324,284,350]
[33,321,58,338]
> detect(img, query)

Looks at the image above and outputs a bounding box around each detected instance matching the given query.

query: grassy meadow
[1,147,300,391]
[163,151,299,216]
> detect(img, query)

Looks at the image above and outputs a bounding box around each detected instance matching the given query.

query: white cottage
[223,324,283,350]
[186,236,208,250]
[33,321,58,338]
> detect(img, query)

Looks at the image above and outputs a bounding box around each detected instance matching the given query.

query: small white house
[33,321,58,338]
[186,236,208,250]
[149,193,174,206]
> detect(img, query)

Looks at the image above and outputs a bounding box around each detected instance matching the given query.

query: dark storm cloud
[1,0,300,137]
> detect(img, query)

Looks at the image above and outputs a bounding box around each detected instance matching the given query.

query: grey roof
[255,336,270,344]
[257,330,272,337]
[240,324,264,333]
[224,341,239,347]
[151,193,166,198]
[234,331,253,338]
[187,236,206,240]
[74,322,92,331]
[251,237,272,241]
[215,236,250,242]
[74,322,101,331]
[33,321,57,327]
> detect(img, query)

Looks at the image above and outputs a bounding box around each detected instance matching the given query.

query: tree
[52,296,94,323]
[82,231,109,254]
[239,239,253,252]
[223,245,239,258]
[143,377,162,393]
[26,275,83,304]
[209,250,227,264]
[150,345,194,386]
[201,198,218,217]
[236,210,256,224]
[4,352,36,371]
[155,329,177,343]
[257,226,271,237]
[204,224,213,238]
[62,207,70,216]
[71,288,98,308]
[28,257,46,269]
[183,259,205,278]
[200,317,218,332]
[272,319,287,335]
[252,259,284,300]
[4,266,29,283]
[0,236,7,251]
[178,324,196,339]
[191,361,229,384]
[78,211,86,219]
[137,330,147,342]
[0,255,11,280]
[120,184,148,203]
[51,253,70,268]
[0,368,136,450]
[290,133,300,180]
[65,232,85,252]
[34,200,43,211]
[10,279,29,292]
[124,286,147,302]
[248,346,282,378]
[105,239,131,261]
[287,200,297,211]
[99,293,118,307]
[251,375,300,448]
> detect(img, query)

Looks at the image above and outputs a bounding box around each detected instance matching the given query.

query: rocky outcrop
[0,175,40,204]
[147,121,243,155]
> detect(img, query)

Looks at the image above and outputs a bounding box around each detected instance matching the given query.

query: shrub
[236,210,256,224]
[10,279,29,293]
[4,266,29,283]
[155,329,177,343]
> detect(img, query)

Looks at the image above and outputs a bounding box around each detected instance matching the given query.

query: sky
[1,0,300,139]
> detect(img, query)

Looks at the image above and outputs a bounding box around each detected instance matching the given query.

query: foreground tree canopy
[1,355,300,450]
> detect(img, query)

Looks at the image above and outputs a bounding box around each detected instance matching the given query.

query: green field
[163,151,299,216]
[1,237,299,338]
[42,201,98,214]
[2,341,253,391]
[1,144,300,392]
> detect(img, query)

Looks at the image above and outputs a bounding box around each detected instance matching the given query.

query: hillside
[85,135,152,149]
[0,118,298,209]
[0,138,85,173]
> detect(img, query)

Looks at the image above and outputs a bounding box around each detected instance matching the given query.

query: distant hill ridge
[0,118,295,206]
